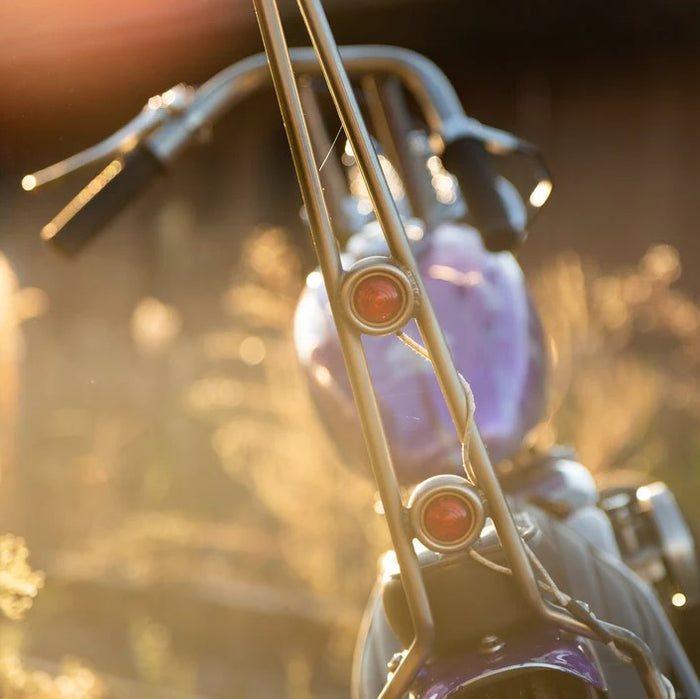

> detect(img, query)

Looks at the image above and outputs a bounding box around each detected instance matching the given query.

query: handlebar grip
[41,147,163,255]
[441,135,526,252]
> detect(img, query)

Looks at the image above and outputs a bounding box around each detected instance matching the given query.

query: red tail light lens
[408,475,485,553]
[422,493,474,543]
[352,274,405,324]
[341,259,415,335]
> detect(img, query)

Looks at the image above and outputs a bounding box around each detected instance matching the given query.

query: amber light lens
[422,493,473,543]
[352,274,405,325]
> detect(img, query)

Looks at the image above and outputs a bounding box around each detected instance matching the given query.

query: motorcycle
[21,0,700,697]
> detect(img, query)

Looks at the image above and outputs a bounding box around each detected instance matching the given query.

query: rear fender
[410,626,606,699]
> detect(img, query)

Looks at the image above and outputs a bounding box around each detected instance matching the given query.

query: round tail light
[408,475,485,553]
[353,274,404,325]
[340,257,415,335]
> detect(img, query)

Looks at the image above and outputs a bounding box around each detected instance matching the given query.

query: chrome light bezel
[408,474,486,554]
[340,256,416,335]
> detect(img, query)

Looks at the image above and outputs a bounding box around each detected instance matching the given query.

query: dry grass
[190,228,388,659]
[531,245,700,498]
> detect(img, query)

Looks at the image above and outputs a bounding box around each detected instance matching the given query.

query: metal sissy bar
[251,0,674,698]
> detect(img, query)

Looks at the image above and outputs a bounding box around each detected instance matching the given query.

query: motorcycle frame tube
[361,75,443,229]
[252,2,434,698]
[290,1,671,698]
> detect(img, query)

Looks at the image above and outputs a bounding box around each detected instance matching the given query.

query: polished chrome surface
[340,258,416,335]
[407,475,485,554]
[145,46,524,165]
[478,635,506,656]
[639,483,700,606]
[23,85,192,190]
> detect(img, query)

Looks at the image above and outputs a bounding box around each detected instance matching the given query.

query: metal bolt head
[387,652,404,673]
[478,635,505,656]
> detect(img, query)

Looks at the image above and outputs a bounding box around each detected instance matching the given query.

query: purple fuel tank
[293,222,548,486]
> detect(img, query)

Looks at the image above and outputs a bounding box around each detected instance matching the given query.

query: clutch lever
[21,84,194,192]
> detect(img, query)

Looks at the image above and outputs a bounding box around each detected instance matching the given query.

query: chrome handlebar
[24,45,551,256]
[22,85,193,191]
[24,47,544,192]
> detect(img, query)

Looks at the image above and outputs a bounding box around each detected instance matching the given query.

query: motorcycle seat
[355,505,672,698]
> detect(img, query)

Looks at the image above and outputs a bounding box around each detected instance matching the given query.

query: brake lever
[21,84,194,191]
[438,116,553,239]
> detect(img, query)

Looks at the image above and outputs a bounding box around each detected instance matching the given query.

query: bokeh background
[1,0,700,696]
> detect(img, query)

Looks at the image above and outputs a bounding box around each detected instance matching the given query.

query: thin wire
[467,547,565,601]
[469,549,513,577]
[470,540,632,662]
[318,124,344,172]
[396,331,476,483]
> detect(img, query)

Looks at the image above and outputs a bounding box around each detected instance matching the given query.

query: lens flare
[529,179,552,208]
[672,592,687,608]
[21,175,37,191]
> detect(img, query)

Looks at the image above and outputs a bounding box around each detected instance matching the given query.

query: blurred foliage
[216,228,386,580]
[0,625,102,699]
[53,226,387,608]
[0,535,43,622]
[5,226,387,696]
[129,617,195,694]
[0,653,104,699]
[4,225,700,697]
[531,244,700,502]
[0,530,100,699]
[189,227,387,652]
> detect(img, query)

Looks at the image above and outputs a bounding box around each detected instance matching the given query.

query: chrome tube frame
[29,48,538,191]
[146,46,518,165]
[251,1,673,698]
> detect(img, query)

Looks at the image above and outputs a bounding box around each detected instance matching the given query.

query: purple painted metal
[411,626,606,698]
[293,222,548,485]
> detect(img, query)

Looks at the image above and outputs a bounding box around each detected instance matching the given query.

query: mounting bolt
[478,635,505,656]
[387,652,404,674]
